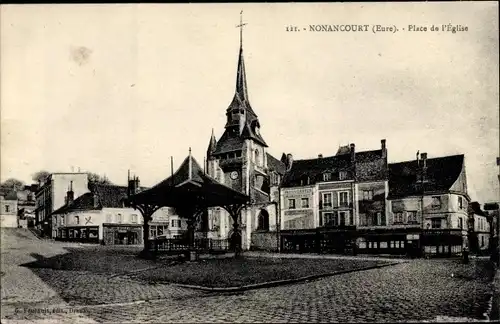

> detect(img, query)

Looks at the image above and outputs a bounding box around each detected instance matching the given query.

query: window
[106,214,112,223]
[301,198,309,208]
[323,212,336,226]
[339,211,348,226]
[323,193,332,208]
[254,149,260,166]
[376,212,382,226]
[363,190,374,201]
[257,210,269,231]
[171,219,181,228]
[431,218,441,229]
[394,212,404,224]
[431,196,442,209]
[288,199,296,209]
[349,212,354,226]
[458,217,463,229]
[60,216,65,226]
[458,197,463,209]
[407,211,418,223]
[323,173,332,181]
[5,205,10,213]
[116,214,122,223]
[338,191,349,207]
[75,215,80,225]
[339,171,348,180]
[131,214,138,224]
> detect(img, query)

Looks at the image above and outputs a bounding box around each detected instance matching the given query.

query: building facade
[0,193,19,228]
[17,184,38,228]
[277,148,472,257]
[51,181,179,244]
[35,173,89,236]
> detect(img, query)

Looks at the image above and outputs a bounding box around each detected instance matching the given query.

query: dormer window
[323,172,332,182]
[255,126,260,135]
[339,171,348,180]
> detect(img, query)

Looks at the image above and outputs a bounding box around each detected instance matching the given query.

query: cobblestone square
[1,229,497,323]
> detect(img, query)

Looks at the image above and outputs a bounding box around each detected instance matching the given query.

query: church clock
[230,171,239,180]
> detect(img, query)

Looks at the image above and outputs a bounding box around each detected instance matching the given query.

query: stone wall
[250,231,278,251]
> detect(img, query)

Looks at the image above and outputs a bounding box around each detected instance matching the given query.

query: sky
[1,3,499,203]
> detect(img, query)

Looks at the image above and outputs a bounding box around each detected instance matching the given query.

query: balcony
[219,157,243,168]
[320,223,357,230]
[319,202,353,210]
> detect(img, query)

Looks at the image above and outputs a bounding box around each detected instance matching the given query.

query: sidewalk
[243,251,408,263]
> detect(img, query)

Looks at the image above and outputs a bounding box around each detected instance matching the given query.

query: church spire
[206,128,217,158]
[235,10,249,102]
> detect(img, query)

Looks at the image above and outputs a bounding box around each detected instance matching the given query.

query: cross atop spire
[236,10,247,48]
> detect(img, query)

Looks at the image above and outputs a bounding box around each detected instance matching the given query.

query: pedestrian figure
[462,243,469,264]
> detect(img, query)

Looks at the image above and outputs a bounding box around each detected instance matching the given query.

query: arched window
[255,149,260,166]
[257,209,269,231]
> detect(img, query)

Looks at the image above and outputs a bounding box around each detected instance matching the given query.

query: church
[205,17,287,250]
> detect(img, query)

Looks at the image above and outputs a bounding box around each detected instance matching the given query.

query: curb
[487,267,500,321]
[174,261,404,292]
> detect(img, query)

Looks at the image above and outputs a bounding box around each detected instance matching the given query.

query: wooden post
[223,204,244,258]
[133,204,160,259]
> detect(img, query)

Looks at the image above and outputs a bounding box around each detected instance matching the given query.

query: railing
[152,238,231,255]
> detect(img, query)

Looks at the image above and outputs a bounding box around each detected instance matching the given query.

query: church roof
[213,130,245,155]
[266,153,286,175]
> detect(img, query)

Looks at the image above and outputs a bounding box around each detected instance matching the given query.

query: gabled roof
[148,154,205,189]
[388,154,464,199]
[241,121,268,147]
[357,150,383,162]
[281,154,352,188]
[51,184,129,215]
[51,192,96,215]
[90,183,128,208]
[336,145,351,155]
[267,153,286,175]
[129,153,249,207]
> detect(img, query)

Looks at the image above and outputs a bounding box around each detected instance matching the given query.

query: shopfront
[103,224,143,245]
[57,226,99,243]
[421,229,464,257]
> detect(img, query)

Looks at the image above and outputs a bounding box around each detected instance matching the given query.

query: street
[1,228,496,323]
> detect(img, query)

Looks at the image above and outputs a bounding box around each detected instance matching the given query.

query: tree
[0,178,25,192]
[88,172,113,185]
[32,170,50,183]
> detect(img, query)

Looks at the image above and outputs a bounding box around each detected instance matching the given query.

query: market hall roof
[128,150,249,208]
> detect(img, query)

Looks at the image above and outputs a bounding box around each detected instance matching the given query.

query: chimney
[421,153,428,169]
[416,151,420,166]
[134,176,140,193]
[318,154,323,158]
[66,181,74,205]
[286,153,294,171]
[128,175,139,196]
[350,143,356,163]
[381,139,387,158]
[93,193,99,208]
